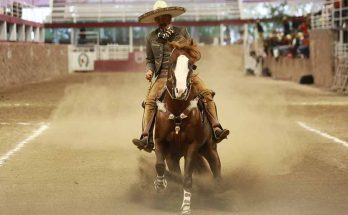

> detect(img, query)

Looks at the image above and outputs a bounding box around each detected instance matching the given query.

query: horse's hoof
[180,203,191,215]
[180,209,191,215]
[154,177,167,192]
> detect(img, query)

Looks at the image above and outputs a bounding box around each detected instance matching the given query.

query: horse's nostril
[176,88,179,93]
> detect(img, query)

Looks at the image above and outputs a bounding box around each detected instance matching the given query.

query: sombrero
[138,0,186,24]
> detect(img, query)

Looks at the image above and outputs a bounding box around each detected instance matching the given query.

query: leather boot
[205,100,230,143]
[132,104,156,153]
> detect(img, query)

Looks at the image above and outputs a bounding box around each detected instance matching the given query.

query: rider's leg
[191,75,229,143]
[132,78,166,152]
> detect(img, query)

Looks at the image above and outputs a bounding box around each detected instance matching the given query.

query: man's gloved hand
[146,70,154,81]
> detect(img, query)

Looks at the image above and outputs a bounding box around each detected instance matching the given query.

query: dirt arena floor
[0,46,347,215]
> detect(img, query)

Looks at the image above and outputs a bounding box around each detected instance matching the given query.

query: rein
[161,43,200,137]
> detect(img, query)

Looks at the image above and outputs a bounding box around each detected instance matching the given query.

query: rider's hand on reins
[146,70,154,81]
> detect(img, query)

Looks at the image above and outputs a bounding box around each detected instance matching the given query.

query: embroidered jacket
[145,26,190,77]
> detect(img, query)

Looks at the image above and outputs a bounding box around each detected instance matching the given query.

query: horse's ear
[190,38,194,46]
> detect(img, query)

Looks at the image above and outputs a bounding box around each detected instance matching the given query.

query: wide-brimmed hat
[138,0,186,23]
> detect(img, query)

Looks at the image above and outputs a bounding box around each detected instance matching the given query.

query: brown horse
[153,38,222,215]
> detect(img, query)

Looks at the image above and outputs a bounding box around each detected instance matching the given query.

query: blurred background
[1,2,348,215]
[0,0,326,44]
[1,0,347,93]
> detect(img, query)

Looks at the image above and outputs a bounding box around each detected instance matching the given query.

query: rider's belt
[161,63,170,69]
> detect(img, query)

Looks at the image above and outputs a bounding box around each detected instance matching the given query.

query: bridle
[166,48,197,101]
[160,47,200,136]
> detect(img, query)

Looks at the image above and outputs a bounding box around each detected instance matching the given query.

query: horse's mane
[169,37,201,62]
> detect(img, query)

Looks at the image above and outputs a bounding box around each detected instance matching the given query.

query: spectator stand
[244,16,312,82]
[0,0,44,42]
[312,0,348,93]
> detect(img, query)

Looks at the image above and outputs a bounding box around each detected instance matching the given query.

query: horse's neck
[164,88,194,116]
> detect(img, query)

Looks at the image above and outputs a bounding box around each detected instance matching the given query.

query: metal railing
[0,0,36,8]
[310,0,348,30]
[311,0,335,30]
[332,59,348,93]
[0,0,37,18]
[98,45,130,60]
[311,1,348,93]
[74,30,129,60]
[333,42,348,93]
[335,42,348,59]
[77,31,100,46]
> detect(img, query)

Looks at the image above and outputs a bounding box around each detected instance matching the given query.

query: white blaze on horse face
[174,55,190,98]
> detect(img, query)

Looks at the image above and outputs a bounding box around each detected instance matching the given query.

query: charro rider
[132,0,229,152]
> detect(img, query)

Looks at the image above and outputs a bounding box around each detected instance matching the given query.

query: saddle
[138,87,217,152]
[141,87,214,128]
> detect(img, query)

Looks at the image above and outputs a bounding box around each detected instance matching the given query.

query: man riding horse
[132,0,229,152]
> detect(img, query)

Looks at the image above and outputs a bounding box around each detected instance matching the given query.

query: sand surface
[0,46,347,215]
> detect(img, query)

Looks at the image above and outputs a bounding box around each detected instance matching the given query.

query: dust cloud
[39,46,308,214]
[197,46,307,177]
[128,46,307,213]
[43,74,145,150]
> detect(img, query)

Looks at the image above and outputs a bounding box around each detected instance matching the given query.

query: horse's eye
[188,64,197,70]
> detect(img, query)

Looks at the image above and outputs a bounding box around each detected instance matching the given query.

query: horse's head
[167,38,201,100]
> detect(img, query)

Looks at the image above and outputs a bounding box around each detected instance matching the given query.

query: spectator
[298,21,309,35]
[298,33,310,58]
[256,19,264,39]
[224,26,231,45]
[282,16,291,36]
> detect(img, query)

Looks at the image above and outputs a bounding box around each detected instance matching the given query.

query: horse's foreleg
[181,146,197,215]
[165,156,182,183]
[193,155,210,175]
[154,142,167,192]
[203,144,222,180]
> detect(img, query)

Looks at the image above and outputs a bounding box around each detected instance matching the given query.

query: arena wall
[0,43,68,90]
[310,29,335,88]
[94,52,145,72]
[264,57,312,82]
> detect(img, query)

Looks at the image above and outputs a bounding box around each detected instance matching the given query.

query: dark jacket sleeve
[145,34,155,72]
